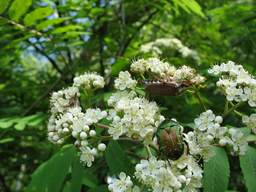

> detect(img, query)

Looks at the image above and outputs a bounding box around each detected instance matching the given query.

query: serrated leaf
[14,113,45,130]
[173,0,205,17]
[203,147,230,192]
[36,17,70,30]
[240,146,256,192]
[26,145,76,192]
[182,0,205,17]
[0,0,10,14]
[9,0,32,21]
[105,140,134,175]
[24,7,53,26]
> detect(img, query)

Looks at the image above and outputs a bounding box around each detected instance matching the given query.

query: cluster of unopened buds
[48,58,253,192]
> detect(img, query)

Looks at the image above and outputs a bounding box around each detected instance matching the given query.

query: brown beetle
[158,128,184,160]
[142,78,192,96]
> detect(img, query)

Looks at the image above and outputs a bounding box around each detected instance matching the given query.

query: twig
[27,40,63,74]
[96,123,110,129]
[22,78,62,115]
[116,9,159,57]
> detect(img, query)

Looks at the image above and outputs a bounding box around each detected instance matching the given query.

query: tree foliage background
[0,0,255,191]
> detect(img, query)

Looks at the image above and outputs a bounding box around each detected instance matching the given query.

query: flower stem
[96,123,110,129]
[193,87,206,111]
[223,102,244,118]
[146,145,152,157]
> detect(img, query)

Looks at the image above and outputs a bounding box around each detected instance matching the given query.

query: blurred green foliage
[0,0,255,191]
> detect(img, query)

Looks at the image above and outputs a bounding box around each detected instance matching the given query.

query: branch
[27,40,63,74]
[0,16,43,37]
[22,78,62,115]
[99,32,105,76]
[116,9,159,57]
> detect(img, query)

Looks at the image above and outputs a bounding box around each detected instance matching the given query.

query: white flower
[131,58,204,85]
[114,71,137,90]
[48,72,107,168]
[186,110,248,159]
[107,172,134,192]
[242,114,256,134]
[130,59,148,75]
[84,108,107,125]
[209,61,256,106]
[107,92,164,142]
[131,58,175,77]
[174,65,205,84]
[227,128,248,155]
[135,156,202,192]
[172,156,203,190]
[140,37,200,62]
[73,72,105,89]
[194,110,219,132]
[48,106,84,144]
[50,87,79,114]
[80,145,97,167]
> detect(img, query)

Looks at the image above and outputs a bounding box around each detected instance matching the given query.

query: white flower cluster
[134,156,202,192]
[173,65,205,84]
[184,110,247,159]
[131,58,176,77]
[107,91,165,143]
[131,58,204,84]
[114,71,137,90]
[140,37,200,62]
[242,114,256,134]
[73,72,105,89]
[47,72,107,167]
[208,61,256,106]
[107,172,140,192]
[49,86,79,114]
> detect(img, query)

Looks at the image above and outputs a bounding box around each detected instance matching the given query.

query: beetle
[142,78,192,96]
[159,128,184,160]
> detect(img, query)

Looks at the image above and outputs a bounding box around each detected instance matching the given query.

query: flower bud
[98,143,106,151]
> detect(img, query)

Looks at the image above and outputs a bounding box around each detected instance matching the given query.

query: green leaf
[36,17,70,30]
[14,113,45,131]
[82,170,98,188]
[111,58,129,76]
[9,0,32,21]
[0,137,14,144]
[26,145,76,192]
[51,25,83,34]
[105,140,134,175]
[88,185,108,192]
[173,0,205,17]
[203,147,230,192]
[24,7,53,26]
[0,0,10,14]
[246,134,256,142]
[70,157,83,192]
[240,146,256,192]
[0,117,17,129]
